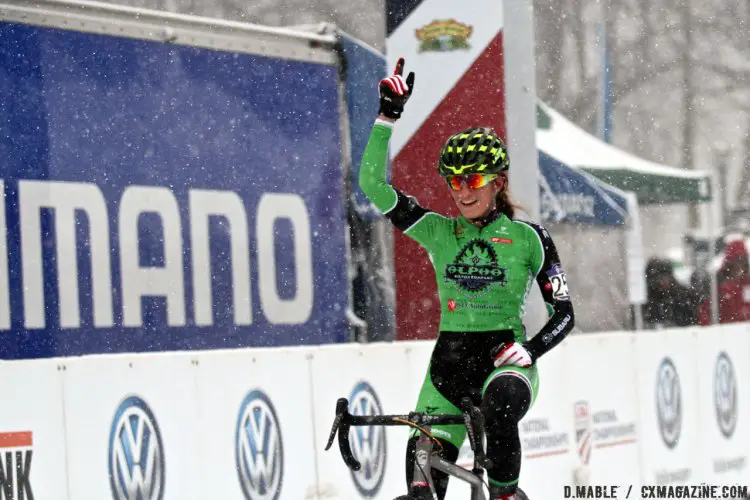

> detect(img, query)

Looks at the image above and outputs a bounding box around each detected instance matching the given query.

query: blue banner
[0,21,349,358]
[539,151,628,226]
[339,33,388,220]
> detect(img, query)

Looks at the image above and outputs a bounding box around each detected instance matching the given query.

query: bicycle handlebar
[324,397,493,471]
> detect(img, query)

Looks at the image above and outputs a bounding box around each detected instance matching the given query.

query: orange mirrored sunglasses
[445,173,499,191]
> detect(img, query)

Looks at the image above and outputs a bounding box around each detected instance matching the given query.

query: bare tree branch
[698,61,750,82]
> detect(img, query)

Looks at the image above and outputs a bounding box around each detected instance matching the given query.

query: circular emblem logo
[445,240,506,296]
[108,395,165,500]
[235,390,284,500]
[655,357,681,449]
[447,299,457,312]
[348,381,387,496]
[714,352,737,439]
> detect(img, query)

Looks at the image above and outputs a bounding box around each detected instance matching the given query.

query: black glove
[378,57,415,121]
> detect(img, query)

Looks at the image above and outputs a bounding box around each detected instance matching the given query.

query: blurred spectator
[643,258,699,329]
[698,240,750,325]
[689,268,712,305]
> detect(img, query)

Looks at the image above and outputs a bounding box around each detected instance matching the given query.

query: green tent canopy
[536,102,712,205]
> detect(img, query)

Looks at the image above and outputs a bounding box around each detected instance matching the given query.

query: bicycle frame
[325,396,492,500]
[410,422,488,500]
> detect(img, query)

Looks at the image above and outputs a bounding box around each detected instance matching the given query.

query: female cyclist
[359,58,575,500]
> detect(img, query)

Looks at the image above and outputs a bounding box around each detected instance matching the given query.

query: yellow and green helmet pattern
[437,127,510,176]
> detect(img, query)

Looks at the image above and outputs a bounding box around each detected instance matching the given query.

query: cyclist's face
[449,175,506,220]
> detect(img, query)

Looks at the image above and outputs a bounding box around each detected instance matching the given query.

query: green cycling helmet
[437,127,510,176]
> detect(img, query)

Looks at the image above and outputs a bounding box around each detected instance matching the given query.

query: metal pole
[504,0,548,335]
[634,304,644,330]
[708,175,720,324]
[596,20,612,144]
[504,0,539,221]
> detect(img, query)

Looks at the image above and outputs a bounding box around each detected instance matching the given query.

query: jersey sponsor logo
[348,382,387,496]
[541,314,571,343]
[108,396,165,500]
[714,352,737,439]
[447,299,457,311]
[490,237,512,244]
[546,263,570,301]
[445,240,507,296]
[655,358,681,449]
[235,390,284,500]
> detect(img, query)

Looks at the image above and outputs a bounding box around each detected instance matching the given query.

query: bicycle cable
[391,417,444,451]
[415,459,438,499]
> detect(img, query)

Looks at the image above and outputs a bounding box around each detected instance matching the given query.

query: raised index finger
[394,57,405,76]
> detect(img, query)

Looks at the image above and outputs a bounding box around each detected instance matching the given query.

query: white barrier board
[696,325,750,484]
[515,341,575,500]
[194,347,318,500]
[635,329,700,486]
[0,359,69,500]
[6,322,750,498]
[310,343,413,499]
[63,353,201,500]
[566,333,641,490]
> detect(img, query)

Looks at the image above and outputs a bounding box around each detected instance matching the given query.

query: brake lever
[460,397,478,453]
[324,398,348,450]
[460,397,494,470]
[338,419,361,471]
[324,398,362,471]
[471,404,494,470]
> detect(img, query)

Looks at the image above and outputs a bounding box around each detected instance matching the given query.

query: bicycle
[325,396,529,500]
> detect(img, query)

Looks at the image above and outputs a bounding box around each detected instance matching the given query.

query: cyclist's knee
[482,373,531,425]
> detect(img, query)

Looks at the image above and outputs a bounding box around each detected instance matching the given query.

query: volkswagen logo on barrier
[714,352,737,439]
[235,390,284,500]
[349,381,387,497]
[656,357,681,449]
[108,395,165,500]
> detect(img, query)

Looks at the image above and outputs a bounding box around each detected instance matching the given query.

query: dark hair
[494,174,522,219]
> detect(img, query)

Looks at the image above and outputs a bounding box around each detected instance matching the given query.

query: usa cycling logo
[714,352,737,439]
[235,390,284,500]
[108,395,165,500]
[349,381,387,496]
[655,358,681,449]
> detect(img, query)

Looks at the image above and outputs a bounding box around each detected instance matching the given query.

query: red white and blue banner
[385,0,507,340]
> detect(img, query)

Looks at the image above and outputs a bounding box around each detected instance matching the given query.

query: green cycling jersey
[359,120,574,357]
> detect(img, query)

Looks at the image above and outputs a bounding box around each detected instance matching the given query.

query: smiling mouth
[460,200,478,206]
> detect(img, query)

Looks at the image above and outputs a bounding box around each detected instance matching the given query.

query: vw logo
[714,352,737,439]
[108,395,165,500]
[655,357,681,449]
[348,381,387,497]
[235,390,284,500]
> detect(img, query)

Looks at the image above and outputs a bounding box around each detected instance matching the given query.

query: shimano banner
[0,21,349,358]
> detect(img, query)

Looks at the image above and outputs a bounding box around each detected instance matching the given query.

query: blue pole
[603,26,612,144]
[599,21,612,143]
